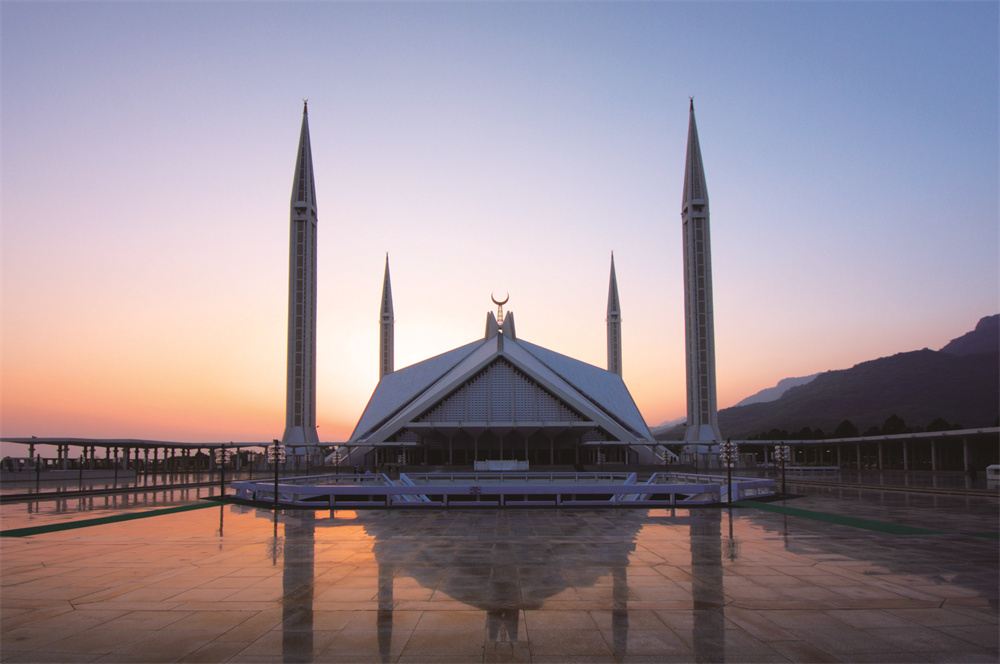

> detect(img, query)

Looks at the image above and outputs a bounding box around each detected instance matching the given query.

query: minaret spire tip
[303,99,308,114]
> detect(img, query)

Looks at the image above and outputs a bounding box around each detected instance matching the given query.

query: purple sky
[2,2,997,447]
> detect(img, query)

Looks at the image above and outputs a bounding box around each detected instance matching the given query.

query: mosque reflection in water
[242,507,731,663]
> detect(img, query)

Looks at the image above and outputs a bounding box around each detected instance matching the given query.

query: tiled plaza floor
[1,485,997,663]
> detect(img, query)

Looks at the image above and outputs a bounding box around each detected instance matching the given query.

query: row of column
[26,446,244,473]
[787,438,973,472]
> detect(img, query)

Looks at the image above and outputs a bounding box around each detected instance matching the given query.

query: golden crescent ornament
[491,292,509,306]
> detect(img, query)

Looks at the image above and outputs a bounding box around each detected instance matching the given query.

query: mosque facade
[283,101,717,466]
[345,295,664,468]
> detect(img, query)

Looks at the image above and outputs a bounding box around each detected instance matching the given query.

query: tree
[834,420,859,438]
[793,427,814,440]
[882,414,907,435]
[926,417,952,432]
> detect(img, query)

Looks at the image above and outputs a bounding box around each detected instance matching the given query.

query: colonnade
[754,436,989,473]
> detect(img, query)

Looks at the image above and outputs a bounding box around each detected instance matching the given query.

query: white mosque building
[282,100,718,468]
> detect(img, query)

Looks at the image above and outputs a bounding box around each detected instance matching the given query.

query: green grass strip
[732,500,947,536]
[963,532,1000,540]
[0,502,219,538]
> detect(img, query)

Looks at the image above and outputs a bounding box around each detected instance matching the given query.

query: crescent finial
[491,292,509,307]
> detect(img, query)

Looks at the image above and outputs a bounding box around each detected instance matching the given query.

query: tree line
[747,415,972,441]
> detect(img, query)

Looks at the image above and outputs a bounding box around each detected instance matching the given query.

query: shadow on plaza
[240,507,727,663]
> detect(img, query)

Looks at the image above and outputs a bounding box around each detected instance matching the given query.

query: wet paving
[1,485,997,663]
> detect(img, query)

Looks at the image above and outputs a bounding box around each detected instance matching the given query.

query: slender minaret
[379,254,394,379]
[282,102,320,446]
[606,252,622,377]
[681,100,722,444]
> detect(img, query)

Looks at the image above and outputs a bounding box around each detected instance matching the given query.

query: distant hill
[649,417,686,441]
[939,314,998,356]
[733,374,819,407]
[718,316,999,439]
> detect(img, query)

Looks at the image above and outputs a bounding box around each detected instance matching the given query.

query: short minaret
[681,100,722,445]
[282,102,320,446]
[379,254,394,379]
[606,252,622,377]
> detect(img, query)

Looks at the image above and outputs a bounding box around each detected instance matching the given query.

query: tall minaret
[379,254,394,379]
[282,102,320,446]
[606,252,622,377]
[681,100,722,445]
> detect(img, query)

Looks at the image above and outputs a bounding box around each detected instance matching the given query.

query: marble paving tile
[1,485,997,663]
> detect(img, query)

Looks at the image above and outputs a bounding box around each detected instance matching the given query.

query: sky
[2,1,997,452]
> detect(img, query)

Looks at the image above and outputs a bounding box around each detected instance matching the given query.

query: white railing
[230,471,776,508]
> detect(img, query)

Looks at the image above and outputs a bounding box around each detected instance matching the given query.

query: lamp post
[78,454,85,491]
[269,440,286,510]
[214,445,230,497]
[719,439,739,503]
[773,443,791,496]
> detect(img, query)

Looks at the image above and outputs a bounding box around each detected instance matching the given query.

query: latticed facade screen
[418,359,583,424]
[375,358,628,466]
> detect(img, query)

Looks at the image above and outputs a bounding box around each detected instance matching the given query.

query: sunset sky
[2,2,997,452]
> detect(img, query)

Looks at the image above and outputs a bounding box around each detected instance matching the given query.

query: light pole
[269,440,286,510]
[214,445,230,497]
[78,454,85,491]
[719,439,739,503]
[773,443,791,496]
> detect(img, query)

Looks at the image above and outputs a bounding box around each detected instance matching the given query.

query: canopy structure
[340,311,666,468]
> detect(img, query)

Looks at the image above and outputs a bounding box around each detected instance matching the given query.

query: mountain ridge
[716,315,998,439]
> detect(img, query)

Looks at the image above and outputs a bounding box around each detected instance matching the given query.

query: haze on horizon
[2,2,997,450]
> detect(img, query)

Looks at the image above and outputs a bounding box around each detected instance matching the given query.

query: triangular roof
[349,317,653,446]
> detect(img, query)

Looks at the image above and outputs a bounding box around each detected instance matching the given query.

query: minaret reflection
[611,566,629,658]
[377,562,393,662]
[281,512,315,663]
[690,508,725,663]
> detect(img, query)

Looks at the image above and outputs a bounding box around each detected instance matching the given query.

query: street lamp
[719,439,739,503]
[268,441,286,510]
[214,445,231,497]
[773,443,792,496]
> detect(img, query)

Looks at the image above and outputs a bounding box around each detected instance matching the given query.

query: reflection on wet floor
[1,487,997,663]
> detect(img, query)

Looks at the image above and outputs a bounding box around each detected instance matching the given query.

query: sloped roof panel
[515,338,652,439]
[350,339,486,440]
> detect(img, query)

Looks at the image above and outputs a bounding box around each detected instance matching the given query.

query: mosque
[281,101,721,469]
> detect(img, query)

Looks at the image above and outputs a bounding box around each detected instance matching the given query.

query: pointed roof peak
[303,99,308,115]
[291,105,317,211]
[607,253,621,316]
[381,255,393,317]
[682,100,708,210]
